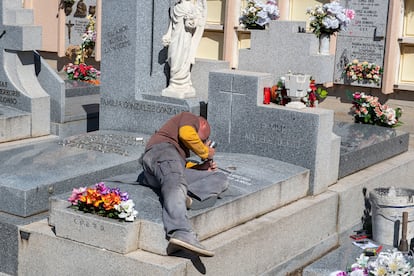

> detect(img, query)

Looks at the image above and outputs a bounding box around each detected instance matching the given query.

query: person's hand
[207,160,217,171]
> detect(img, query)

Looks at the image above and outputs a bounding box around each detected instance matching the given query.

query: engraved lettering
[73,217,105,231]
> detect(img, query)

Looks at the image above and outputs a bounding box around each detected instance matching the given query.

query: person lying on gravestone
[140,112,228,257]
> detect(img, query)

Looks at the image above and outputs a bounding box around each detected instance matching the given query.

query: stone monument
[99,0,228,134]
[0,0,50,141]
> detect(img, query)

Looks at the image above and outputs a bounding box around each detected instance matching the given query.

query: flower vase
[246,24,265,30]
[319,33,330,55]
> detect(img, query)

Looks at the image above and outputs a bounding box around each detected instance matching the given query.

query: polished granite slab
[334,121,409,178]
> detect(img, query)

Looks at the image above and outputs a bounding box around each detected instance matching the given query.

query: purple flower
[95,182,110,194]
[120,192,129,201]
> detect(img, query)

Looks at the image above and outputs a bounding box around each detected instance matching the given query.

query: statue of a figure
[162,0,207,99]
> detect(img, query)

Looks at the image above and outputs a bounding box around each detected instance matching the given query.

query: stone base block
[50,201,141,254]
[0,105,31,143]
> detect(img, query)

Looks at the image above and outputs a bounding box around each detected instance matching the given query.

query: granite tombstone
[238,21,335,84]
[208,69,341,195]
[333,0,389,87]
[0,0,50,140]
[99,0,228,134]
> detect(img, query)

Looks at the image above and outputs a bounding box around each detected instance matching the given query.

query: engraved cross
[219,77,245,144]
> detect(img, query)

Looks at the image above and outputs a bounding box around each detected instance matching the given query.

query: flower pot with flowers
[350,92,403,128]
[306,1,355,54]
[239,0,280,30]
[344,59,383,86]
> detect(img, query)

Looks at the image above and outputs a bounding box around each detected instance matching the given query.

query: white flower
[115,199,138,222]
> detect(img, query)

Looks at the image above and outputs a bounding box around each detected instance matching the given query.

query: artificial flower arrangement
[330,250,413,276]
[68,182,138,222]
[64,63,100,82]
[270,77,328,107]
[303,79,328,107]
[344,59,383,85]
[351,92,403,128]
[306,0,355,38]
[239,0,280,29]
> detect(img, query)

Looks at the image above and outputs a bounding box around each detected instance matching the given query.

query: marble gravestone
[99,0,227,134]
[333,0,389,88]
[0,0,50,141]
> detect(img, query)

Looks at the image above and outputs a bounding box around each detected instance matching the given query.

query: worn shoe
[169,231,214,257]
[186,196,193,210]
[186,195,218,210]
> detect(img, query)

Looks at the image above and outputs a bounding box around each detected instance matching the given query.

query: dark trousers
[141,143,228,236]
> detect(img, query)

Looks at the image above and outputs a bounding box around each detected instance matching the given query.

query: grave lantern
[284,72,311,109]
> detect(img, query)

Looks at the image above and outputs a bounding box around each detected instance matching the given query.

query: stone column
[382,0,402,94]
[223,0,239,68]
[94,0,102,61]
[278,0,290,20]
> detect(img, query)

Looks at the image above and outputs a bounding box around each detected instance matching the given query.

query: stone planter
[49,201,141,254]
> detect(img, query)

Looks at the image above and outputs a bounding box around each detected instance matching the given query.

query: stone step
[0,130,148,217]
[20,190,338,276]
[0,105,31,143]
[4,8,34,25]
[48,153,310,255]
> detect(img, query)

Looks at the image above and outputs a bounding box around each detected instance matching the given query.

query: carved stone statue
[162,0,207,99]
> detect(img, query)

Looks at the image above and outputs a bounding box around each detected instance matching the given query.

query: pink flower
[68,187,87,205]
[346,9,355,20]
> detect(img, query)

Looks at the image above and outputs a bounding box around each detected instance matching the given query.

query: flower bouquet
[306,1,355,38]
[344,60,383,85]
[63,63,100,83]
[330,250,413,276]
[68,182,138,222]
[351,92,403,128]
[239,0,280,29]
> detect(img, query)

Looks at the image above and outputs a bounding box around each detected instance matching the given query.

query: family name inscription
[0,81,20,105]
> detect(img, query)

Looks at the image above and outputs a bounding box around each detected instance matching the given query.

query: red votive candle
[263,87,271,104]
